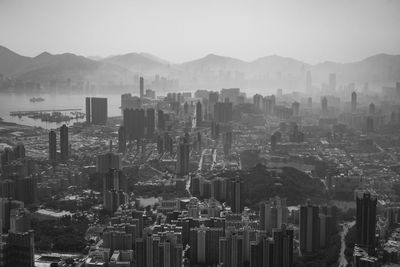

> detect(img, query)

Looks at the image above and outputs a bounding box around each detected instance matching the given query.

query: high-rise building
[146,108,155,137]
[1,148,14,170]
[253,94,263,110]
[189,225,224,266]
[321,97,328,116]
[59,124,68,161]
[10,208,31,233]
[356,192,377,252]
[229,177,243,214]
[104,189,128,214]
[13,144,25,160]
[0,230,35,267]
[0,198,24,233]
[85,97,91,123]
[250,234,274,267]
[121,93,141,110]
[103,169,127,193]
[176,140,190,177]
[260,197,288,233]
[123,109,145,140]
[222,131,233,155]
[118,126,126,153]
[214,102,233,123]
[96,152,120,174]
[351,91,357,113]
[272,225,294,267]
[366,117,374,133]
[158,110,165,131]
[15,176,37,204]
[86,97,108,124]
[291,101,300,117]
[140,76,144,99]
[300,201,320,254]
[48,130,57,162]
[196,101,202,127]
[369,103,375,115]
[219,231,244,267]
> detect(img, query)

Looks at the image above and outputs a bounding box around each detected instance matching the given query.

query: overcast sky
[0,0,399,64]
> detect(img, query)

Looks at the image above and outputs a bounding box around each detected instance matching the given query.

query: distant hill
[14,52,101,82]
[103,52,174,75]
[219,163,326,208]
[181,53,247,73]
[0,44,399,91]
[0,45,31,77]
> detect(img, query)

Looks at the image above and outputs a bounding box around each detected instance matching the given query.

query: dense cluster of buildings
[0,71,400,267]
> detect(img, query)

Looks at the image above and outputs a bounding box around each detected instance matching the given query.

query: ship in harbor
[29,97,45,102]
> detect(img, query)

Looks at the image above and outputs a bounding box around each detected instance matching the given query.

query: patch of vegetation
[219,164,326,208]
[32,214,89,253]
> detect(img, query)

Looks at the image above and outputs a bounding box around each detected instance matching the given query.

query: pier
[10,108,82,116]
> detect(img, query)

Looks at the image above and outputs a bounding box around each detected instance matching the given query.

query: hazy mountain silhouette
[0,45,31,77]
[14,52,101,82]
[181,53,247,73]
[103,52,173,75]
[0,45,399,90]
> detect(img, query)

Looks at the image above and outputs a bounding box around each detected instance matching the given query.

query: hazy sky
[1,0,399,64]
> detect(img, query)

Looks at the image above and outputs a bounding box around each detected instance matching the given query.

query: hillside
[219,164,326,207]
[0,45,31,77]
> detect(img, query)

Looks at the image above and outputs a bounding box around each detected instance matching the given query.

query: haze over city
[1,1,400,267]
[1,0,400,64]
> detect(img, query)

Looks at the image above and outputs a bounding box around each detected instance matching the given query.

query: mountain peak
[35,51,52,58]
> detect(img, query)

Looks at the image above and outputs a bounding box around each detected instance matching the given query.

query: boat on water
[29,97,45,102]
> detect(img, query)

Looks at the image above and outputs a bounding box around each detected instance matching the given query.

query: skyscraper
[321,96,328,116]
[369,103,375,114]
[13,144,25,160]
[85,97,91,123]
[260,197,288,233]
[140,76,144,99]
[356,191,377,252]
[250,235,274,267]
[300,201,320,254]
[291,101,300,117]
[176,140,190,177]
[118,126,126,153]
[146,108,155,137]
[87,97,108,124]
[158,110,165,131]
[96,152,120,174]
[230,177,244,214]
[189,225,224,266]
[196,101,202,127]
[222,131,233,155]
[123,109,145,140]
[214,102,233,123]
[219,231,244,267]
[351,91,357,113]
[59,124,68,161]
[272,225,294,267]
[48,130,57,162]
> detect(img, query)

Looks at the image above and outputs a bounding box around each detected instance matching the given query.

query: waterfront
[0,93,124,129]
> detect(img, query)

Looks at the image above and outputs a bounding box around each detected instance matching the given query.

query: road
[338,221,355,267]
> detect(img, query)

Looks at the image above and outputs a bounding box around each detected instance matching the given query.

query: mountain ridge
[0,45,399,90]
